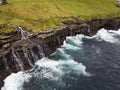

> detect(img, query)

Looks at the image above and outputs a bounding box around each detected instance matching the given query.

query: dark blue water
[65,40,120,90]
[2,29,120,90]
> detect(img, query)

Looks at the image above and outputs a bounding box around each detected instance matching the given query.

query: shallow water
[2,28,120,90]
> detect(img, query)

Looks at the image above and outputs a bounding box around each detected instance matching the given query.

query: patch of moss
[0,0,120,34]
[0,24,15,34]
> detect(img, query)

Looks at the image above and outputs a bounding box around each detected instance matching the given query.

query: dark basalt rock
[86,18,120,35]
[0,18,120,88]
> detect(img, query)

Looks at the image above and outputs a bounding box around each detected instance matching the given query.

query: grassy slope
[0,0,120,33]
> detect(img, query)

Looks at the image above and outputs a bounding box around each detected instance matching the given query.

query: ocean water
[2,28,120,90]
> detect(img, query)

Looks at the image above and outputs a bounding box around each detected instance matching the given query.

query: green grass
[0,0,120,33]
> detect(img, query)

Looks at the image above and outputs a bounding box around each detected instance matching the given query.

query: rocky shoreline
[0,17,120,88]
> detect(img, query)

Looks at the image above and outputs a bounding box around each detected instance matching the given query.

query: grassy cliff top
[0,0,120,33]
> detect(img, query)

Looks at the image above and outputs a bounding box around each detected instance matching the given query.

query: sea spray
[2,28,120,90]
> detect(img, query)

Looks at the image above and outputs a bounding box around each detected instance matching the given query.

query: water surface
[2,28,120,90]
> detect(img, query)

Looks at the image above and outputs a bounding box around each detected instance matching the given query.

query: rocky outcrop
[86,18,120,35]
[0,17,120,88]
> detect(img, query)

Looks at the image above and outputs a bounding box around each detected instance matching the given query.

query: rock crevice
[0,17,120,88]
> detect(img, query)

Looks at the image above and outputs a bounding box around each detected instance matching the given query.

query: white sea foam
[95,28,118,43]
[108,29,120,35]
[62,34,84,51]
[1,72,31,90]
[76,28,120,43]
[62,28,120,52]
[62,41,80,51]
[57,48,72,59]
[66,36,83,46]
[2,59,89,90]
[2,28,120,90]
[62,36,82,51]
[2,54,89,90]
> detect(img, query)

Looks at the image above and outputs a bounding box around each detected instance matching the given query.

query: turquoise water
[2,28,120,90]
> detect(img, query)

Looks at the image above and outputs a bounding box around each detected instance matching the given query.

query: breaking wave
[2,28,120,90]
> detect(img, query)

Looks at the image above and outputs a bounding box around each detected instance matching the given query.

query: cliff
[0,17,120,88]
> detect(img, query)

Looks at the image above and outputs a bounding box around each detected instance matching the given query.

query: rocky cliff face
[0,18,120,88]
[86,18,120,35]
